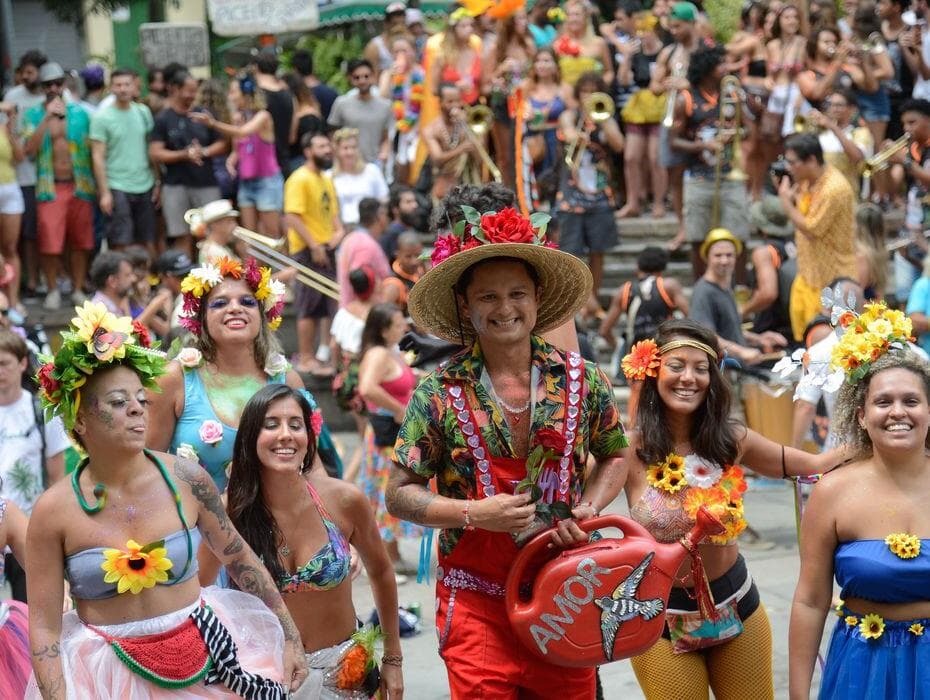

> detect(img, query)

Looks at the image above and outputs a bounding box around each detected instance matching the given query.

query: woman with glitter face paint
[147,257,339,493]
[620,318,843,699]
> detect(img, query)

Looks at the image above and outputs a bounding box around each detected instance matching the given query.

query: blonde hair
[331,128,364,175]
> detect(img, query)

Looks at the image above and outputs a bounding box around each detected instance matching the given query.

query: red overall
[435,369,596,699]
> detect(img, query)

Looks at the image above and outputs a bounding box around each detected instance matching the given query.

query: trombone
[862,134,910,177]
[563,92,616,170]
[233,227,341,301]
[711,76,748,227]
[661,61,685,129]
[457,105,502,183]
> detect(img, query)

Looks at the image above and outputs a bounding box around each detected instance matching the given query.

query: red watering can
[505,507,724,667]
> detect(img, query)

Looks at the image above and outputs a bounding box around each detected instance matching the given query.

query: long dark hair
[636,319,739,467]
[360,303,402,357]
[227,384,317,581]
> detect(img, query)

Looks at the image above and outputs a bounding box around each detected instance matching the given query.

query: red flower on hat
[431,234,462,266]
[131,320,152,348]
[479,207,536,244]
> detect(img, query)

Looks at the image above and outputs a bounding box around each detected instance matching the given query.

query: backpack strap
[618,281,633,313]
[767,243,782,270]
[655,276,674,309]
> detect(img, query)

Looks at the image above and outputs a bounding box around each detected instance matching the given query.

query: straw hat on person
[184,199,239,228]
[408,207,593,343]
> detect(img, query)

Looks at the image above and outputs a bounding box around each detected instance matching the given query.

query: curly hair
[429,183,516,233]
[686,45,725,86]
[636,319,740,467]
[833,350,930,456]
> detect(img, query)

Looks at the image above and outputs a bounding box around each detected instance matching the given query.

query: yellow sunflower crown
[36,302,167,430]
[829,301,913,382]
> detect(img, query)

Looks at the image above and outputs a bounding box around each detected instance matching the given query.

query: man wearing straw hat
[387,201,628,697]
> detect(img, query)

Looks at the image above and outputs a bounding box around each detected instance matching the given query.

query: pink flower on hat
[431,234,462,266]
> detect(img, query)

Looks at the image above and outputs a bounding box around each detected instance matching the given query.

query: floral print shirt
[22,102,95,202]
[393,335,627,555]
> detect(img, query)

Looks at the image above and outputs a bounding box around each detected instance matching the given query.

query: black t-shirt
[263,88,294,171]
[151,107,218,188]
[312,83,339,122]
[291,113,325,160]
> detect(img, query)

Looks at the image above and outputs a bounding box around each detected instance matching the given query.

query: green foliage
[284,31,367,93]
[704,0,741,44]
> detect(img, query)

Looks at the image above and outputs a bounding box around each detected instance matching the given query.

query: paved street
[348,472,833,700]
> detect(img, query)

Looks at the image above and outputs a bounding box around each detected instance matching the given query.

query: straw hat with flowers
[408,206,593,343]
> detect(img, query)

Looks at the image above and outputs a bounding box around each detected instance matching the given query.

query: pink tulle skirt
[0,600,31,700]
[25,586,284,699]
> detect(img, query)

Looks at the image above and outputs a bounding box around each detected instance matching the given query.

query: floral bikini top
[630,454,749,546]
[276,482,351,594]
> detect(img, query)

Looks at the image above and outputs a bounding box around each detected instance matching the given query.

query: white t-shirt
[331,163,389,226]
[0,390,71,513]
[913,29,930,100]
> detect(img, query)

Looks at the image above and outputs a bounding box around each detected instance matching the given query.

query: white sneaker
[71,289,87,305]
[315,345,332,364]
[43,289,61,311]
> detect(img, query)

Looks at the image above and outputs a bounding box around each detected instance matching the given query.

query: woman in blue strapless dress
[790,349,930,700]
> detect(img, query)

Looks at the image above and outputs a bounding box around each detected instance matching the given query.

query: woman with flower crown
[26,301,308,697]
[619,318,841,700]
[146,256,335,493]
[789,303,930,699]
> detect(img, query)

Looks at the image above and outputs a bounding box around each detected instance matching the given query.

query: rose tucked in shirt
[393,335,627,557]
[795,164,857,290]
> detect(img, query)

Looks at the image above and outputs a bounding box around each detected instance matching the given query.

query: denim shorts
[856,89,890,122]
[238,172,283,212]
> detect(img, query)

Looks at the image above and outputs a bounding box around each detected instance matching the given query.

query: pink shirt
[336,229,391,308]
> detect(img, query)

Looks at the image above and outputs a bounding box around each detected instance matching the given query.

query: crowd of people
[0,0,930,697]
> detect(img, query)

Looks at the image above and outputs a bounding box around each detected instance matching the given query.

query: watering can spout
[682,506,727,552]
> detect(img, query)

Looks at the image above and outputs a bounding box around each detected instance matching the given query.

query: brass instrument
[862,134,910,177]
[661,61,684,129]
[233,227,341,301]
[563,92,616,170]
[858,32,887,54]
[793,114,821,134]
[457,105,502,183]
[711,76,748,228]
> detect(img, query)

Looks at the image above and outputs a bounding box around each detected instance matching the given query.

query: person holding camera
[777,132,857,341]
[22,62,95,312]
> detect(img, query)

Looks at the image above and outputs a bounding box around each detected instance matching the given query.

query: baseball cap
[669,2,698,22]
[156,250,194,277]
[39,62,66,84]
[406,7,424,25]
[79,64,106,88]
[386,2,407,16]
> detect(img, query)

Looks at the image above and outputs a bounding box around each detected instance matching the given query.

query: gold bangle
[382,654,403,667]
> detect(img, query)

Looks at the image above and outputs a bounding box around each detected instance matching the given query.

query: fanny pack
[86,602,286,698]
[369,413,401,448]
[666,573,753,654]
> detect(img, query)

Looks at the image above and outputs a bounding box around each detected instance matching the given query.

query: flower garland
[431,206,552,267]
[773,288,914,395]
[391,68,424,134]
[553,33,580,57]
[36,302,166,430]
[179,257,285,335]
[646,454,748,545]
[885,532,921,559]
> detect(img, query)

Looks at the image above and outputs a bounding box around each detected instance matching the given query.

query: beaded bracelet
[382,654,403,667]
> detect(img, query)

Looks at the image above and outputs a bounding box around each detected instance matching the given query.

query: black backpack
[617,275,676,345]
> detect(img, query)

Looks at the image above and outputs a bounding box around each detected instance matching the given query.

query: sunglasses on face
[206,295,259,311]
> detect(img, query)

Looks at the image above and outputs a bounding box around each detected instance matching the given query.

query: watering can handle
[505,514,655,614]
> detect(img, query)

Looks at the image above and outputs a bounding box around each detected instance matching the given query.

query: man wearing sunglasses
[22,61,95,312]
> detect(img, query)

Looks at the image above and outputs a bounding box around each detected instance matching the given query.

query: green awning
[317,1,453,27]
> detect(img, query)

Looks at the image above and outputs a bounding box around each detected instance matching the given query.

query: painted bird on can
[595,551,665,660]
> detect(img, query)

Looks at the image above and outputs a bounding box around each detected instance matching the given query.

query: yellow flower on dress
[101,539,173,595]
[885,533,921,559]
[859,613,885,640]
[664,454,685,472]
[708,517,748,545]
[845,615,859,627]
[660,470,686,493]
[645,463,668,487]
[910,623,925,636]
[834,600,845,617]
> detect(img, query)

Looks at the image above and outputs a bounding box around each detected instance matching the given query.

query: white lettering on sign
[529,557,610,654]
[139,24,210,69]
[207,0,319,37]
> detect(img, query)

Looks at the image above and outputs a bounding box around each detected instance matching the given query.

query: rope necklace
[71,448,194,585]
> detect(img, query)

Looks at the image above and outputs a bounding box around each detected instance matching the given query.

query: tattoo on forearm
[36,675,65,700]
[31,642,61,660]
[386,482,436,524]
[223,535,244,557]
[226,559,300,642]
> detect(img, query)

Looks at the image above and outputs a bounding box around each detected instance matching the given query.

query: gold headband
[658,339,718,360]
